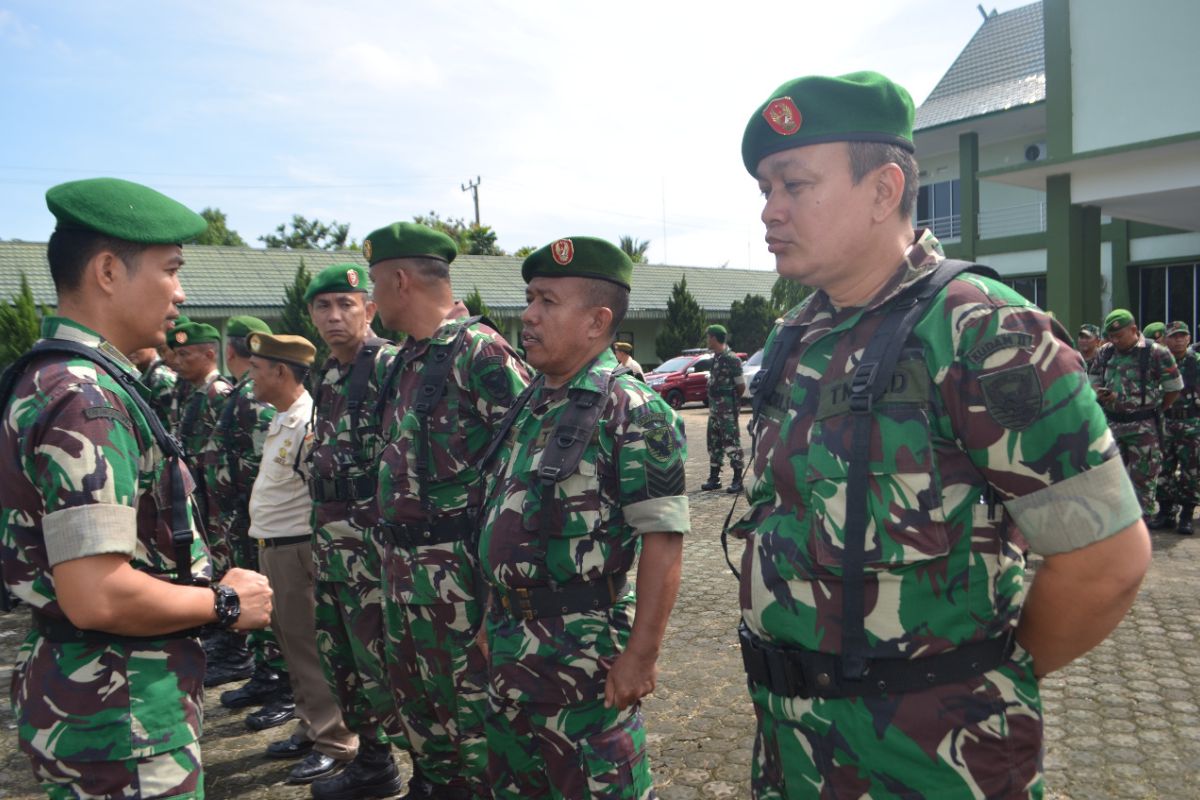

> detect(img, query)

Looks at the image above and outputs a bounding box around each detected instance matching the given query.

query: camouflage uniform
[140,356,179,429]
[1,317,212,798]
[1158,350,1200,510]
[479,348,689,800]
[309,339,408,755]
[1089,339,1182,515]
[376,307,530,796]
[707,348,744,471]
[733,231,1140,798]
[177,369,234,572]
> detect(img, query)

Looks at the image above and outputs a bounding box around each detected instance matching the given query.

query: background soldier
[700,323,745,493]
[1153,320,1200,534]
[735,71,1150,797]
[0,177,272,798]
[1077,323,1101,370]
[479,237,688,799]
[613,341,644,380]
[366,221,531,800]
[128,344,178,428]
[1091,309,1181,519]
[1143,321,1166,343]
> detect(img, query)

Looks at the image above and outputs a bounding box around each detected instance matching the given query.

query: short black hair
[847,141,919,219]
[709,329,727,344]
[403,257,451,284]
[285,363,309,384]
[46,229,149,294]
[228,335,253,359]
[582,278,629,337]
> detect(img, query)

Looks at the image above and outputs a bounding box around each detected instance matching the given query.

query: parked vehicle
[742,349,764,402]
[644,349,748,409]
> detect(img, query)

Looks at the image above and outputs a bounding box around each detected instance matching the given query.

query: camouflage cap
[45,177,207,244]
[706,324,728,338]
[1143,321,1166,340]
[304,263,369,303]
[613,341,634,354]
[741,71,915,175]
[522,236,633,290]
[224,315,271,338]
[247,332,316,367]
[169,322,221,348]
[362,222,458,266]
[1104,308,1136,334]
[1077,323,1100,338]
[1166,320,1190,336]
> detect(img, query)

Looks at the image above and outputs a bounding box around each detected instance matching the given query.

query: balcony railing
[978,202,1047,239]
[915,214,961,240]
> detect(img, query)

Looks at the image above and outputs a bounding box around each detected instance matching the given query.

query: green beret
[1104,308,1136,333]
[1142,321,1166,340]
[1166,321,1190,336]
[742,71,915,175]
[45,177,207,244]
[169,322,221,348]
[304,263,369,303]
[174,314,191,326]
[363,222,458,266]
[522,237,633,290]
[1077,323,1100,338]
[706,324,728,338]
[225,315,271,339]
[247,332,316,367]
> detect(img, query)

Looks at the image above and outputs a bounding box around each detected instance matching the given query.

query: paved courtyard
[2,403,1199,798]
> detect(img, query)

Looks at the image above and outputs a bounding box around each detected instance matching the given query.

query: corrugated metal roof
[0,242,777,318]
[915,1,1045,131]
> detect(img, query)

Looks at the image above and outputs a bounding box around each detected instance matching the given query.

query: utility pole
[461,176,481,226]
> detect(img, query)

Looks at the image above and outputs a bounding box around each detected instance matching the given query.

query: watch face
[214,585,240,627]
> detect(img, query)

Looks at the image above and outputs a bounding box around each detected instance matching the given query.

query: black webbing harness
[0,341,199,613]
[216,378,257,566]
[309,337,385,503]
[1095,342,1160,424]
[1167,356,1200,420]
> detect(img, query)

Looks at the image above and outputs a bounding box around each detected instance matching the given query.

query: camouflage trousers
[1111,420,1162,514]
[1157,417,1200,507]
[485,695,654,800]
[383,597,489,795]
[707,396,743,471]
[748,647,1043,799]
[30,743,203,800]
[315,576,406,746]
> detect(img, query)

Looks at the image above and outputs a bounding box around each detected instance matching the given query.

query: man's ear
[364,299,378,326]
[871,162,906,222]
[590,306,614,342]
[88,251,124,298]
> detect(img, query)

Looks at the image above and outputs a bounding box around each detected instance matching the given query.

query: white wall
[978,249,1047,276]
[1130,232,1200,263]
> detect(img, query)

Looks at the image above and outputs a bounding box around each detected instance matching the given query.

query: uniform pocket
[579,709,653,800]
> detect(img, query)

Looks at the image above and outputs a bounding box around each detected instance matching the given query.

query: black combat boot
[1178,505,1195,535]
[701,467,722,491]
[310,738,403,800]
[726,466,744,493]
[204,632,254,687]
[220,664,290,709]
[1150,504,1177,530]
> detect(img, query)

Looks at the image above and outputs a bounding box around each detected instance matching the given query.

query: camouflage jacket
[736,230,1137,660]
[310,339,399,582]
[479,349,689,704]
[140,357,178,429]
[0,316,210,760]
[1089,338,1182,412]
[707,347,743,400]
[377,307,531,605]
[176,369,233,468]
[202,375,276,541]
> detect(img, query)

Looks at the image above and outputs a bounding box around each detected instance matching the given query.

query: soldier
[205,316,294,722]
[1152,321,1200,534]
[613,341,644,380]
[365,221,531,800]
[1090,309,1181,519]
[304,263,410,800]
[734,71,1150,797]
[128,344,178,428]
[1143,321,1166,343]
[0,177,272,798]
[479,237,688,799]
[1077,323,1101,370]
[700,323,746,493]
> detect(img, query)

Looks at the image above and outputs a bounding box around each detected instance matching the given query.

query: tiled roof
[0,242,777,321]
[915,1,1045,130]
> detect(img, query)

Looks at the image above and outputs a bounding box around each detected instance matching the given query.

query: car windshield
[746,349,764,367]
[652,356,693,373]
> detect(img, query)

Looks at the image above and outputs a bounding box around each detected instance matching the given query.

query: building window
[1139,260,1200,335]
[1001,275,1047,309]
[916,179,960,240]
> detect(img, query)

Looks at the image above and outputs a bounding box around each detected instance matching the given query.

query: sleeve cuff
[1004,457,1142,555]
[624,495,691,536]
[44,504,138,567]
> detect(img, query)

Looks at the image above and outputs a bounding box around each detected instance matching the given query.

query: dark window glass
[1140,267,1167,328]
[1168,265,1194,328]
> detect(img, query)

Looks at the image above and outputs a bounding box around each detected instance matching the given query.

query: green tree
[261,215,351,250]
[513,245,537,259]
[770,275,814,316]
[655,277,707,360]
[277,259,328,368]
[619,235,650,264]
[0,273,45,370]
[463,286,493,321]
[728,293,775,355]
[370,315,405,344]
[412,211,506,256]
[189,207,247,247]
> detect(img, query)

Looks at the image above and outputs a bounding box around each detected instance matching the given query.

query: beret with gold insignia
[225,315,271,339]
[1142,321,1166,340]
[522,236,633,290]
[362,222,458,267]
[304,263,369,303]
[169,322,221,349]
[46,177,208,243]
[1104,308,1136,334]
[742,71,915,175]
[247,332,317,367]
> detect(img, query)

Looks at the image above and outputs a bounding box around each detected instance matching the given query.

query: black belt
[1105,408,1159,423]
[380,514,472,549]
[738,622,1016,699]
[493,572,628,622]
[259,534,310,548]
[309,473,377,503]
[1165,407,1200,420]
[34,611,206,645]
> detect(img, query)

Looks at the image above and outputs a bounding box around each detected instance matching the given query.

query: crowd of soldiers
[1,69,1155,800]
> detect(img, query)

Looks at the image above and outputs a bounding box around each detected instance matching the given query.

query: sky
[0,0,1031,270]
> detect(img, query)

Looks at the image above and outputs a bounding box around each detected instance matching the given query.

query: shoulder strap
[412,321,477,518]
[347,337,385,453]
[479,376,542,474]
[1140,343,1152,406]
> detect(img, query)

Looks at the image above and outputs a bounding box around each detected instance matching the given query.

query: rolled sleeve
[43,503,138,566]
[624,495,690,536]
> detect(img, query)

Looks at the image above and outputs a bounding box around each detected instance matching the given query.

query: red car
[644,349,747,409]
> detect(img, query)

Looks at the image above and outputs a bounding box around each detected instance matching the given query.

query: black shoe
[288,751,342,785]
[204,650,255,687]
[220,665,290,709]
[1178,505,1195,535]
[726,467,744,494]
[310,746,402,800]
[246,699,296,731]
[1150,505,1177,530]
[266,734,314,759]
[701,468,722,491]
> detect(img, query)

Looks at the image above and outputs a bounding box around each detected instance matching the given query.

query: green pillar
[1110,219,1132,314]
[1080,205,1102,326]
[1043,0,1073,160]
[958,132,979,260]
[1046,174,1103,333]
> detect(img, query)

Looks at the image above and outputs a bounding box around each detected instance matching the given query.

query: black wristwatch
[211,584,241,629]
